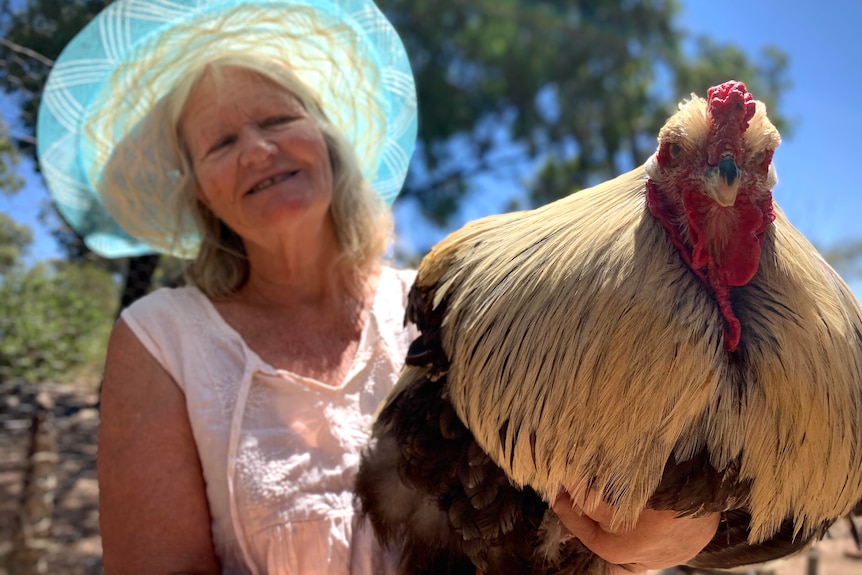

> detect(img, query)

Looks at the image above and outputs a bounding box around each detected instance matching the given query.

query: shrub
[0,260,118,383]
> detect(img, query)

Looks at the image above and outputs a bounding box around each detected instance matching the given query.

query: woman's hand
[552,490,719,574]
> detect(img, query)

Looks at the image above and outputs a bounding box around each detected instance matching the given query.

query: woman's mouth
[247,171,298,194]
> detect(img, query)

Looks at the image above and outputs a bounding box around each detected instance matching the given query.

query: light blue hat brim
[36,0,417,258]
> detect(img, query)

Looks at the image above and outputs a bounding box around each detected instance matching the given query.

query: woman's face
[181,67,334,244]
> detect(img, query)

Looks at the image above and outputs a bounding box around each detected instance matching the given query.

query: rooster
[356,81,862,575]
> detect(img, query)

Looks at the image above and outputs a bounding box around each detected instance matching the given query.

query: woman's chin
[248,192,330,229]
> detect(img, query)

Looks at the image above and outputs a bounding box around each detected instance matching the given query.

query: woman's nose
[238,128,276,166]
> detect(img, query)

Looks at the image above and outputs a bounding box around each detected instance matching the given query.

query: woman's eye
[207,136,235,154]
[262,115,292,127]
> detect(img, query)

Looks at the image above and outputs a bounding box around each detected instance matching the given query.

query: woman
[37,0,717,573]
[39,1,419,572]
[96,57,420,573]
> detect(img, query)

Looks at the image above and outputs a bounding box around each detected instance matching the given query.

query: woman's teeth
[250,171,296,193]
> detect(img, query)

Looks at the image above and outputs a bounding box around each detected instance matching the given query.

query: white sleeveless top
[121,266,417,574]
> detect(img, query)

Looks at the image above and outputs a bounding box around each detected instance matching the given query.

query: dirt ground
[1,379,860,575]
[0,380,102,574]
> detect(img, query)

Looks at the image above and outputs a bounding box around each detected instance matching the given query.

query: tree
[376,0,791,223]
[0,124,24,194]
[1,0,164,310]
[0,213,118,383]
[0,259,118,383]
[0,211,32,274]
[526,34,791,209]
[1,0,111,255]
[1,0,111,151]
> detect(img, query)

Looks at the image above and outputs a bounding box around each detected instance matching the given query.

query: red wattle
[646,179,775,352]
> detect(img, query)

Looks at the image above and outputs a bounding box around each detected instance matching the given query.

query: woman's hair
[158,53,393,297]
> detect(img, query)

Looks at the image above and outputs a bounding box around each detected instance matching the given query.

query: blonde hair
[158,54,393,297]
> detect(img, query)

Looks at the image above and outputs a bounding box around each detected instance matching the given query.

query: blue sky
[2,0,861,293]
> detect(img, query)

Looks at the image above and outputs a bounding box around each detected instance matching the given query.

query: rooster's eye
[669,143,682,158]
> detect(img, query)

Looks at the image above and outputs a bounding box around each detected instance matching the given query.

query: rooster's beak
[706,156,741,207]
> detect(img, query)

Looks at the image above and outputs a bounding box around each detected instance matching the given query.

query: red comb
[706,81,756,164]
[708,81,756,123]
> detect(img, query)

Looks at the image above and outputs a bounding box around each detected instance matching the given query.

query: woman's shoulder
[124,285,205,316]
[117,286,241,391]
[120,286,215,343]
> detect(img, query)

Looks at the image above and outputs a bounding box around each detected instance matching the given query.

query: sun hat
[36,0,417,258]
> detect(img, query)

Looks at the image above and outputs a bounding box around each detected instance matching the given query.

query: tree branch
[0,38,54,68]
[9,131,36,145]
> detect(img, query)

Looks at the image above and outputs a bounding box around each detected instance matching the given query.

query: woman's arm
[552,491,719,574]
[98,318,221,574]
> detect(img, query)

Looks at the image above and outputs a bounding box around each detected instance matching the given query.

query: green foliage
[525,34,792,210]
[0,0,111,143]
[379,0,679,222]
[0,259,118,383]
[0,208,117,385]
[0,211,34,273]
[0,125,24,194]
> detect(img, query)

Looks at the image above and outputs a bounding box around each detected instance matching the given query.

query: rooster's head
[644,81,781,351]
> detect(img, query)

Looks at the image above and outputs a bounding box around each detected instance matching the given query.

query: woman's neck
[236,214,350,310]
[236,260,377,316]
